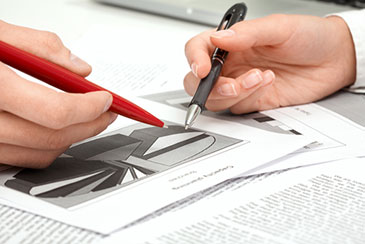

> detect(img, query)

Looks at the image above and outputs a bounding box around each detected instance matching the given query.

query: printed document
[0,96,310,234]
[104,157,365,244]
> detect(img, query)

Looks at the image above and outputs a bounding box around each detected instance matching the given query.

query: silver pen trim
[184,104,202,129]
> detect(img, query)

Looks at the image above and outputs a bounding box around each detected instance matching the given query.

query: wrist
[326,16,356,87]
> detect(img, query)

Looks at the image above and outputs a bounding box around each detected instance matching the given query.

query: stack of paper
[1,25,365,243]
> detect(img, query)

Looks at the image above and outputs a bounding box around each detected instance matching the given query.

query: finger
[184,29,216,78]
[0,20,91,76]
[0,143,66,168]
[183,71,200,96]
[183,68,263,99]
[184,70,241,102]
[210,14,296,51]
[0,111,117,150]
[205,69,263,111]
[184,69,267,111]
[230,70,278,114]
[212,69,269,99]
[205,69,273,112]
[0,63,113,129]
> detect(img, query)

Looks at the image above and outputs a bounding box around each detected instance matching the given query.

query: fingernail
[263,71,275,85]
[191,63,199,77]
[109,113,118,124]
[211,29,235,39]
[103,95,113,113]
[70,53,91,70]
[242,71,263,89]
[217,83,237,97]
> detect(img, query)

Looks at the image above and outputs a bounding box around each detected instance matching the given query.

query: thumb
[210,14,296,51]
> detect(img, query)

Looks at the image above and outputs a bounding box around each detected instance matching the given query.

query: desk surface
[0,0,207,46]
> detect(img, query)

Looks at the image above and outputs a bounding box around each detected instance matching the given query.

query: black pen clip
[213,3,247,62]
[217,3,247,31]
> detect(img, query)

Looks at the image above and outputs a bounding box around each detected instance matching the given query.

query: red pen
[0,40,165,128]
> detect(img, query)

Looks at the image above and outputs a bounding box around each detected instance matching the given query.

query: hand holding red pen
[0,20,117,168]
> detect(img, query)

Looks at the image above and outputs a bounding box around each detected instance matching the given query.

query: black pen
[185,3,247,129]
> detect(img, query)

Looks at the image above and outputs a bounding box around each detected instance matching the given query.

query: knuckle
[32,157,55,169]
[84,115,109,139]
[93,116,109,135]
[83,94,105,119]
[89,125,104,139]
[45,131,70,150]
[45,93,77,129]
[230,107,242,115]
[32,149,68,169]
[41,31,64,54]
[80,105,99,123]
[46,104,74,129]
[0,144,57,169]
[90,102,102,118]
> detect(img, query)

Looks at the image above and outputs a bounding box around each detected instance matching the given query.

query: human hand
[184,14,356,114]
[0,20,117,168]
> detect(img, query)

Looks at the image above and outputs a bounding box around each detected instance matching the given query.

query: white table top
[0,0,208,45]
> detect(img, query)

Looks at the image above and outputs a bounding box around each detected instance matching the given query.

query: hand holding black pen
[185,3,247,129]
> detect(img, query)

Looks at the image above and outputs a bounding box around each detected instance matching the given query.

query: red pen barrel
[0,40,164,127]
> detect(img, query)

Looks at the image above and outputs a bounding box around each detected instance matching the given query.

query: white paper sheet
[104,157,365,244]
[249,103,365,173]
[0,96,311,234]
[0,201,103,244]
[69,24,192,96]
[0,165,274,244]
[139,90,365,175]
